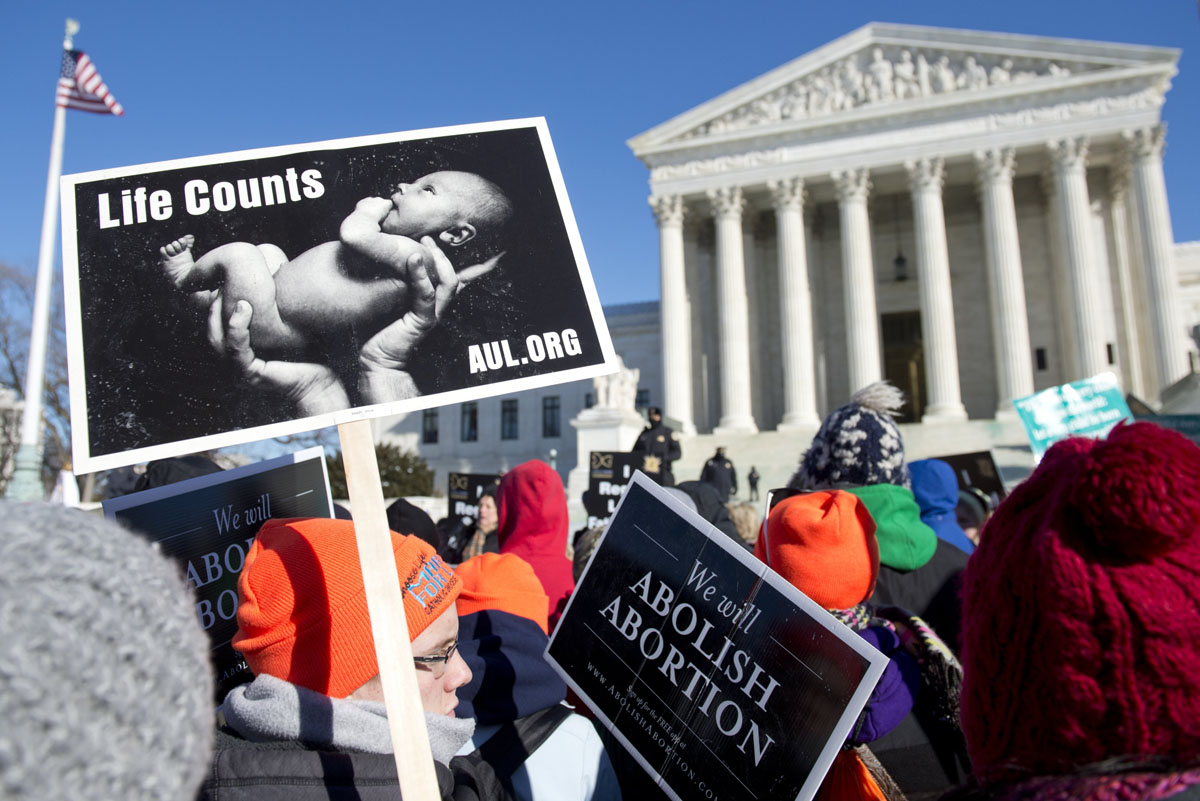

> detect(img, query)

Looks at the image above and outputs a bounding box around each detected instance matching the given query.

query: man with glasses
[197,517,512,800]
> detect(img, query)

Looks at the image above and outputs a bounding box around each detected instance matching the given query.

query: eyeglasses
[761,488,809,570]
[412,637,459,678]
[765,487,810,513]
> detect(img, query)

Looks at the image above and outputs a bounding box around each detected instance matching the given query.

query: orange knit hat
[754,490,879,610]
[233,517,460,699]
[455,552,550,634]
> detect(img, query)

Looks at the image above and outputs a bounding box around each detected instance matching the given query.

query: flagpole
[5,20,77,501]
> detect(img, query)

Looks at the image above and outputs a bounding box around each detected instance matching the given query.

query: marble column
[1040,168,1077,379]
[806,209,829,416]
[1105,167,1145,399]
[651,195,696,434]
[1047,136,1109,380]
[768,177,820,429]
[906,158,967,421]
[975,148,1034,418]
[1125,124,1190,394]
[707,186,758,433]
[832,168,882,391]
[1120,163,1156,394]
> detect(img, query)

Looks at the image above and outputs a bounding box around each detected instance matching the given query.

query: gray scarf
[222,674,475,765]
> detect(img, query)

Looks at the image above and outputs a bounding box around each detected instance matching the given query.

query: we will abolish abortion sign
[104,448,332,701]
[547,473,887,801]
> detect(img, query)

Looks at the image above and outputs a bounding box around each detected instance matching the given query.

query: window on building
[1106,343,1115,365]
[584,392,595,409]
[461,402,478,442]
[635,388,651,410]
[501,399,519,440]
[543,396,561,438]
[1035,348,1048,371]
[421,409,438,444]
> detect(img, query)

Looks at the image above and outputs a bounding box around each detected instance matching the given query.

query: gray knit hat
[790,382,911,490]
[0,502,214,800]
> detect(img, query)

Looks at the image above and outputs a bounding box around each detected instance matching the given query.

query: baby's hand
[354,196,394,221]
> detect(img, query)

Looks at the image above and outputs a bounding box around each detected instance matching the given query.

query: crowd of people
[2,380,1199,801]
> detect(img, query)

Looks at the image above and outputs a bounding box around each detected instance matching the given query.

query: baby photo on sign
[62,119,614,472]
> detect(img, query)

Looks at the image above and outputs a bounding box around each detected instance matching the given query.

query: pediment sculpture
[679,47,1085,139]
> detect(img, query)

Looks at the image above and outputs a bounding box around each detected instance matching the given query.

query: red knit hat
[233,517,460,699]
[961,422,1200,784]
[455,552,550,634]
[754,490,879,610]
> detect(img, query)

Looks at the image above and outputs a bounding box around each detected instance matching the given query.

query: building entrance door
[881,311,926,423]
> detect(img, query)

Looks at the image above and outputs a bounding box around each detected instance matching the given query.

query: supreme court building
[629,23,1191,434]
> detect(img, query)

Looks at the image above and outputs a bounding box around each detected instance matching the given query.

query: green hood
[847,484,937,571]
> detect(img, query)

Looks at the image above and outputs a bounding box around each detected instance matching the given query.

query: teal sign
[1013,373,1132,461]
[1133,414,1200,446]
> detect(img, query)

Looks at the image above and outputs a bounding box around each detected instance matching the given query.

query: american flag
[57,50,123,116]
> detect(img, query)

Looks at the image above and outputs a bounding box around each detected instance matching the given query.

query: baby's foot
[159,235,196,288]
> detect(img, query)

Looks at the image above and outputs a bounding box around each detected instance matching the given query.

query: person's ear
[438,223,476,247]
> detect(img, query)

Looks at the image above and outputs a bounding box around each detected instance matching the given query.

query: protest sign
[583,450,662,529]
[446,471,502,526]
[928,450,1008,507]
[548,472,888,801]
[1013,372,1132,461]
[103,447,332,701]
[1134,413,1200,446]
[62,118,617,473]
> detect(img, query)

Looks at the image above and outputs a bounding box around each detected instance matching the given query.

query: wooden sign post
[339,419,439,800]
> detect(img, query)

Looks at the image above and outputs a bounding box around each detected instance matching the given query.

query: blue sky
[2,1,1198,308]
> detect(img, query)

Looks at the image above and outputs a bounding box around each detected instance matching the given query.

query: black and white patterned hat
[789,381,911,490]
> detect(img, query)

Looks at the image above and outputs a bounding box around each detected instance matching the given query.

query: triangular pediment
[629,23,1177,155]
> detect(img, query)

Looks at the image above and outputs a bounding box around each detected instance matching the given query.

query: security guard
[700,446,738,502]
[631,406,682,486]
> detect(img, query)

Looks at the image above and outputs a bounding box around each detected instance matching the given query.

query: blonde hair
[726,502,762,548]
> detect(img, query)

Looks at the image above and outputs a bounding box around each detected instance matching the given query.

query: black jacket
[675,480,743,547]
[700,456,737,500]
[631,422,682,485]
[867,539,971,799]
[197,727,514,801]
[869,538,968,655]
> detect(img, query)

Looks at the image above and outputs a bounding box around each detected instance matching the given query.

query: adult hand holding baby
[357,236,491,404]
[210,237,495,412]
[216,299,352,416]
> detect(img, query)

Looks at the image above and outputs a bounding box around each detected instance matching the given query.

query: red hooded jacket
[497,460,574,630]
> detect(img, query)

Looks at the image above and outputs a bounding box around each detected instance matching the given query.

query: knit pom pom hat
[754,490,880,610]
[455,552,550,634]
[0,502,214,801]
[234,517,460,699]
[791,382,911,490]
[960,422,1200,784]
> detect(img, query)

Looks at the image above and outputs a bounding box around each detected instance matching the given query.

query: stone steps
[671,419,1035,504]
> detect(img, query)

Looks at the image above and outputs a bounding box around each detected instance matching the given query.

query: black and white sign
[930,450,1008,507]
[583,450,661,529]
[62,119,616,473]
[446,471,501,526]
[548,473,887,801]
[103,448,333,701]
